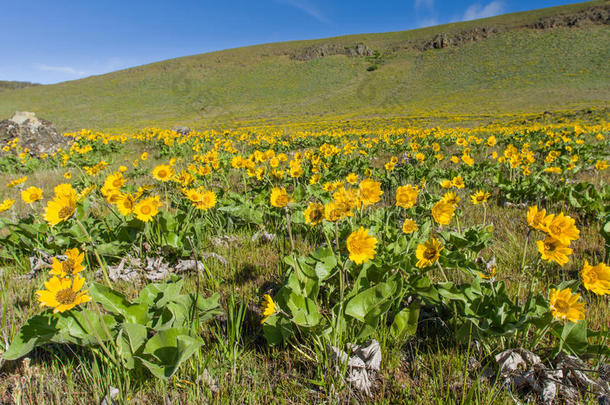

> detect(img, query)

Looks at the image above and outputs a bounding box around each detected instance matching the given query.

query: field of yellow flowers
[0,118,608,403]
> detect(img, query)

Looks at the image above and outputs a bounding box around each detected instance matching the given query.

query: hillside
[0,1,608,130]
[0,81,39,91]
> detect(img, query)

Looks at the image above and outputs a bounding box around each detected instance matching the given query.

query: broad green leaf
[263,314,294,346]
[391,302,420,340]
[345,280,398,323]
[139,328,204,379]
[89,283,132,317]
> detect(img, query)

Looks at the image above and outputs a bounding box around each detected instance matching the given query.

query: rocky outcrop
[289,42,374,61]
[420,27,499,50]
[527,4,610,29]
[0,112,70,156]
[417,4,608,51]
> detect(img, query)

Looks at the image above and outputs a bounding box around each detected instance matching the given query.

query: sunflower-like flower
[194,190,217,210]
[50,248,85,277]
[270,187,293,208]
[346,173,359,184]
[461,154,474,166]
[542,212,580,246]
[549,288,585,323]
[346,227,377,265]
[440,179,452,189]
[289,160,303,178]
[36,275,91,313]
[451,176,465,189]
[116,193,138,216]
[133,196,162,222]
[53,183,78,200]
[174,170,195,187]
[358,179,383,207]
[324,201,342,222]
[7,176,27,188]
[333,187,360,212]
[415,238,443,268]
[395,185,419,209]
[152,164,175,182]
[0,198,16,213]
[260,294,276,325]
[526,206,547,231]
[536,236,572,266]
[103,172,125,191]
[402,218,418,234]
[183,187,203,203]
[580,261,610,296]
[431,201,455,226]
[21,186,43,204]
[441,191,460,206]
[304,202,324,226]
[470,190,491,205]
[44,194,77,227]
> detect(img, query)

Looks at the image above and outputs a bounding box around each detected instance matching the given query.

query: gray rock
[0,111,70,156]
[171,125,191,135]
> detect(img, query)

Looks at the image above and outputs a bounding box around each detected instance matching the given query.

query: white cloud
[415,0,434,10]
[104,57,126,71]
[34,63,87,77]
[462,1,504,21]
[275,0,331,24]
[418,17,439,28]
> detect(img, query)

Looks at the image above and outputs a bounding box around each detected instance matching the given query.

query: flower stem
[285,209,295,252]
[75,219,112,288]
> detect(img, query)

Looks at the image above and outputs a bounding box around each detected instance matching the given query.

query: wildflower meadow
[0,118,608,403]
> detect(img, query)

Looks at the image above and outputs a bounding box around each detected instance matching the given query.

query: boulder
[0,112,70,156]
[171,125,191,135]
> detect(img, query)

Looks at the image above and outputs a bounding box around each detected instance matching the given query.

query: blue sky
[0,0,583,84]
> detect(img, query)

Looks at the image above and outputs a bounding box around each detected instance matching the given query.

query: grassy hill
[1,1,608,130]
[0,81,39,91]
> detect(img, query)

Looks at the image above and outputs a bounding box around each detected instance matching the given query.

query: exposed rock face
[417,4,608,51]
[527,4,610,29]
[0,112,70,156]
[290,42,374,61]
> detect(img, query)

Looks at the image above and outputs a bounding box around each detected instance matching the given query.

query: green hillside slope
[1,1,608,130]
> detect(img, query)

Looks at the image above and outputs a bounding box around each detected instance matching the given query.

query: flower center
[554,299,569,313]
[158,170,167,178]
[549,224,561,235]
[544,240,557,252]
[424,247,437,260]
[112,179,122,188]
[140,205,152,215]
[58,206,74,219]
[310,209,322,222]
[62,258,75,273]
[56,288,77,305]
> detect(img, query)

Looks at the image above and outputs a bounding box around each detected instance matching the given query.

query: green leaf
[556,321,588,355]
[135,277,185,309]
[263,314,294,346]
[123,322,148,354]
[391,301,420,340]
[284,292,322,328]
[3,313,60,360]
[138,328,204,379]
[89,283,132,317]
[345,280,399,323]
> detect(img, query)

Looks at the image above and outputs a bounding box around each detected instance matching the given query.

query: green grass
[0,1,608,131]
